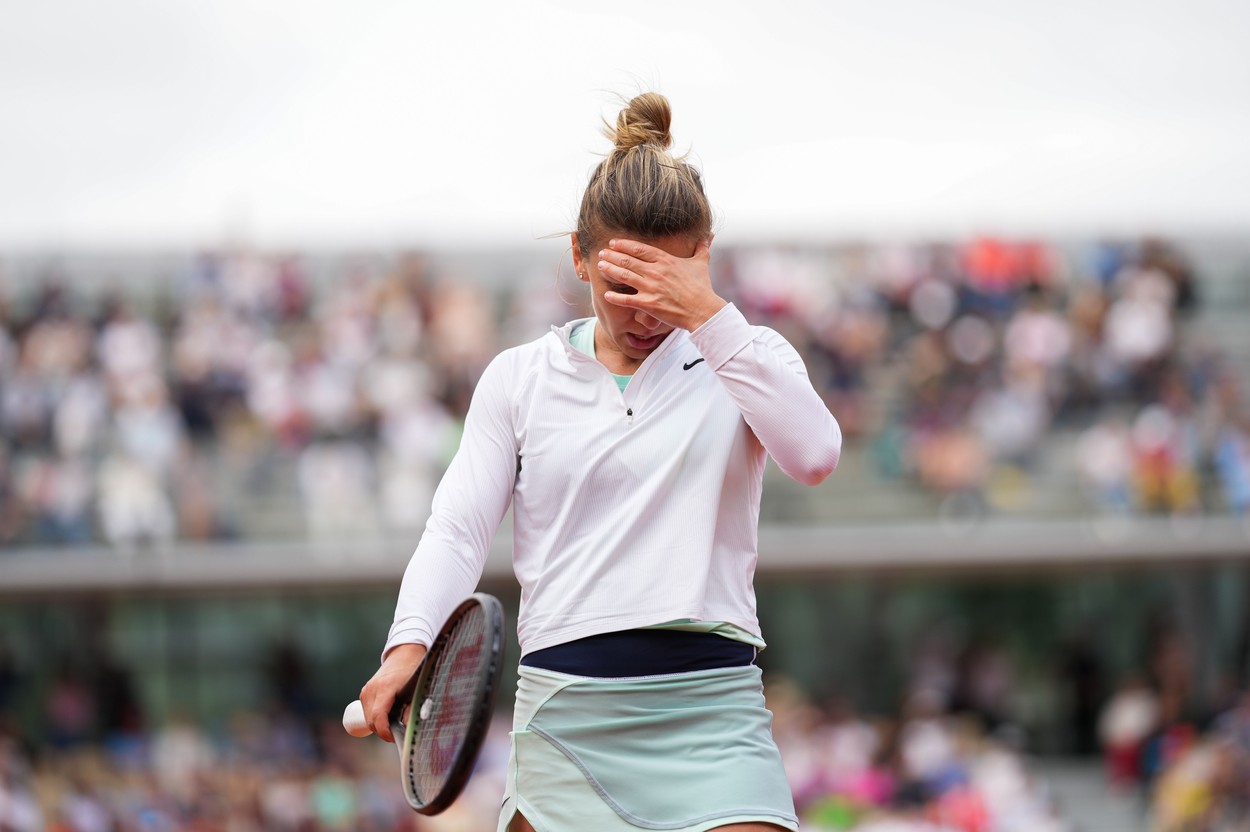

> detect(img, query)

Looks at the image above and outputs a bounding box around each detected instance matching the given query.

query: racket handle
[343,700,371,737]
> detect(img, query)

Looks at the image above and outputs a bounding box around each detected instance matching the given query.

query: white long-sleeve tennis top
[384,302,842,658]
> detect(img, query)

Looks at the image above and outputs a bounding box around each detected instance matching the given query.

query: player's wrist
[383,642,427,666]
[684,295,727,332]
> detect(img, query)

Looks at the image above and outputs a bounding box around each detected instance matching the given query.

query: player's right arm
[369,352,519,741]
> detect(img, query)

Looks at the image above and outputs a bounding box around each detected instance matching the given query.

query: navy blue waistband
[520,629,757,677]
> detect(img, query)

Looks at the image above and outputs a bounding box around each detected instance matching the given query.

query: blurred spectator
[1150,739,1225,832]
[1099,674,1161,789]
[96,454,176,547]
[1077,414,1134,516]
[57,771,113,832]
[309,762,357,831]
[2,349,52,450]
[427,279,496,376]
[1210,688,1250,823]
[246,338,307,446]
[1139,238,1198,314]
[0,234,1245,548]
[297,439,379,540]
[112,373,184,480]
[1062,284,1113,418]
[1004,285,1071,380]
[765,672,1074,830]
[1131,401,1200,515]
[816,696,890,805]
[169,295,254,441]
[1103,266,1174,400]
[19,454,94,544]
[52,374,108,458]
[907,630,960,712]
[896,687,961,801]
[0,737,42,831]
[952,638,1018,737]
[1140,635,1202,800]
[1210,382,1250,516]
[945,315,995,371]
[913,428,989,512]
[299,359,361,438]
[968,369,1050,468]
[44,664,96,750]
[376,396,453,533]
[98,301,162,388]
[151,712,217,806]
[909,278,959,332]
[960,237,1056,319]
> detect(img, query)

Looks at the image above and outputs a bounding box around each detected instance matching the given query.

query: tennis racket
[343,593,506,815]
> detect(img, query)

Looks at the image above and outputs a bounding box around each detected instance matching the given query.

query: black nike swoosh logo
[683,358,705,371]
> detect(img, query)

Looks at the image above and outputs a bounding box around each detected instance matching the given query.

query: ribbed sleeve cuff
[687,303,755,370]
[382,624,434,663]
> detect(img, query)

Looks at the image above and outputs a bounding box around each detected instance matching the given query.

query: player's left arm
[689,305,841,485]
[599,237,841,485]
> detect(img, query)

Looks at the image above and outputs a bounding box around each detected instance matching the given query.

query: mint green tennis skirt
[497,664,799,832]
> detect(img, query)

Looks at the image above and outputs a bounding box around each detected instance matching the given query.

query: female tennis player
[359,92,842,832]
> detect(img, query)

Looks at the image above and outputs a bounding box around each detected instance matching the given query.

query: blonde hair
[575,92,712,257]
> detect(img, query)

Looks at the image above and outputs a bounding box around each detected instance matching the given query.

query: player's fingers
[694,237,712,262]
[596,257,644,288]
[365,691,396,743]
[598,247,652,278]
[602,289,645,309]
[607,238,663,261]
[597,254,633,279]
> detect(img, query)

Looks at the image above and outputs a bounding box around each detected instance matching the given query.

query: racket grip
[343,700,371,737]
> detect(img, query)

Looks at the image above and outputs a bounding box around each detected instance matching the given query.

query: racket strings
[411,609,490,801]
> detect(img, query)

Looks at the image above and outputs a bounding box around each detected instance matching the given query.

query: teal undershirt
[566,318,764,650]
[570,319,631,393]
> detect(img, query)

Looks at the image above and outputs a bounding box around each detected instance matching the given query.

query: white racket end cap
[342,700,371,737]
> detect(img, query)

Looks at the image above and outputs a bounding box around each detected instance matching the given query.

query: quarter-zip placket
[619,328,681,428]
[553,318,682,429]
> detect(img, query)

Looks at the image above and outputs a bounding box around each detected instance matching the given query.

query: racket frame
[388,592,506,815]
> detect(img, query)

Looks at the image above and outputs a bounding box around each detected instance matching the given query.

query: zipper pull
[626,407,634,425]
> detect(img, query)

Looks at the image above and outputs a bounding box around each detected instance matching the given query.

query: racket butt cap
[343,700,371,737]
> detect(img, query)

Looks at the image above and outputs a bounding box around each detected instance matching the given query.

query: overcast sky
[1,0,1247,249]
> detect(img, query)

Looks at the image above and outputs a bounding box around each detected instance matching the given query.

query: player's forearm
[689,303,842,485]
[385,523,493,658]
[385,356,517,659]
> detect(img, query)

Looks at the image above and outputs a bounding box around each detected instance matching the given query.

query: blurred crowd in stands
[1,680,1245,831]
[0,252,479,547]
[3,616,1248,831]
[1,236,1248,548]
[1098,639,1250,832]
[1,669,1073,832]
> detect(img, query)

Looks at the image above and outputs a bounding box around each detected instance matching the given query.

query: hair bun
[578,91,711,255]
[608,92,673,151]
